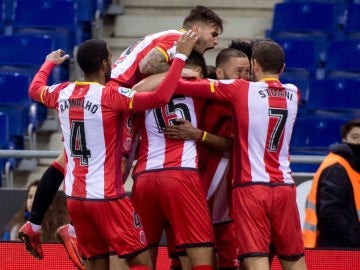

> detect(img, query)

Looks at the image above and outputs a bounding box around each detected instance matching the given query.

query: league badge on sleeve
[118,87,136,98]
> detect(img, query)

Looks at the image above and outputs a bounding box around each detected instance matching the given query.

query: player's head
[182,5,223,54]
[185,50,208,79]
[77,39,112,83]
[215,48,250,80]
[251,39,285,81]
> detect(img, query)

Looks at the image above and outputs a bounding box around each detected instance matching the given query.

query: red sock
[192,265,212,270]
[130,265,149,270]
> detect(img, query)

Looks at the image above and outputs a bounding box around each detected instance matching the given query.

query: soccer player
[141,39,307,270]
[18,5,223,269]
[21,32,197,270]
[164,48,251,270]
[131,51,215,270]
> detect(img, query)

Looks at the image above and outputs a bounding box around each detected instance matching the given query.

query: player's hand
[181,68,200,79]
[175,30,198,57]
[164,118,202,141]
[46,49,70,65]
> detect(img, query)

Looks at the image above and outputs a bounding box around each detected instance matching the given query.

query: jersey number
[154,95,191,132]
[268,108,288,151]
[70,121,91,165]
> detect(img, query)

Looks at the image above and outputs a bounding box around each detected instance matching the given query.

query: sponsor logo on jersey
[118,87,136,98]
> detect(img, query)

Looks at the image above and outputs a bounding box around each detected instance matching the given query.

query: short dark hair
[183,5,223,34]
[186,51,208,78]
[228,38,254,61]
[216,48,248,68]
[251,39,284,74]
[341,119,360,139]
[77,39,109,75]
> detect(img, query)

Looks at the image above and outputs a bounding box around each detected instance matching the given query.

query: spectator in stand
[21,32,196,270]
[303,119,360,248]
[17,5,223,270]
[2,180,68,241]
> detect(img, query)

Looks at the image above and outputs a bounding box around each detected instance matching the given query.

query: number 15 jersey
[133,95,204,178]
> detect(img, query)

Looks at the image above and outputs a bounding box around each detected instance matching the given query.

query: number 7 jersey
[176,78,300,186]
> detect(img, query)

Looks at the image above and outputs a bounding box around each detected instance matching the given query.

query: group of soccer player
[17,5,308,270]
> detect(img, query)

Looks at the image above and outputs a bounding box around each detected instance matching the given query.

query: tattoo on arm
[139,49,170,75]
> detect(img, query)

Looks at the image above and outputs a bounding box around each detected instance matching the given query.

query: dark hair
[1,180,68,241]
[216,48,248,68]
[183,5,223,34]
[206,65,216,79]
[251,39,284,74]
[228,38,254,61]
[77,39,109,75]
[186,50,208,78]
[341,119,360,139]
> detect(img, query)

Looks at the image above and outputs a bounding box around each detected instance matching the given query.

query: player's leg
[18,149,65,259]
[131,172,166,267]
[272,186,307,270]
[232,186,272,270]
[161,170,214,270]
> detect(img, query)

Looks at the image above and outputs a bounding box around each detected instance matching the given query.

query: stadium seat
[290,114,349,154]
[0,72,40,150]
[0,112,9,149]
[307,77,360,111]
[280,68,310,105]
[0,34,66,84]
[344,3,360,37]
[283,0,348,26]
[325,39,360,76]
[272,2,337,34]
[274,37,319,77]
[11,0,86,56]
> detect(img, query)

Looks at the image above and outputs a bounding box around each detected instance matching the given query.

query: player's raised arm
[28,49,69,102]
[130,30,198,111]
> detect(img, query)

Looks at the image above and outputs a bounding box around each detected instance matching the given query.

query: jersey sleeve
[131,56,186,111]
[175,78,247,102]
[105,55,186,112]
[28,61,67,109]
[155,32,181,63]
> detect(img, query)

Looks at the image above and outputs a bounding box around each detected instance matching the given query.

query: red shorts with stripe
[67,197,147,260]
[132,170,214,251]
[232,184,305,260]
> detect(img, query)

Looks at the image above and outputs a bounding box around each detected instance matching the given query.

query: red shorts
[213,221,238,269]
[232,184,305,260]
[132,170,214,250]
[67,197,147,260]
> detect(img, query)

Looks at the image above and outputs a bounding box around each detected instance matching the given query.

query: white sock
[30,222,41,233]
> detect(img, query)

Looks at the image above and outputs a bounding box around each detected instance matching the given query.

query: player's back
[56,82,128,200]
[133,95,204,177]
[230,79,299,186]
[110,29,182,87]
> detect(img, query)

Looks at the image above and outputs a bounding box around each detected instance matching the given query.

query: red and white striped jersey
[198,101,234,195]
[43,82,133,199]
[111,29,182,87]
[133,95,204,177]
[176,78,300,185]
[29,57,186,199]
